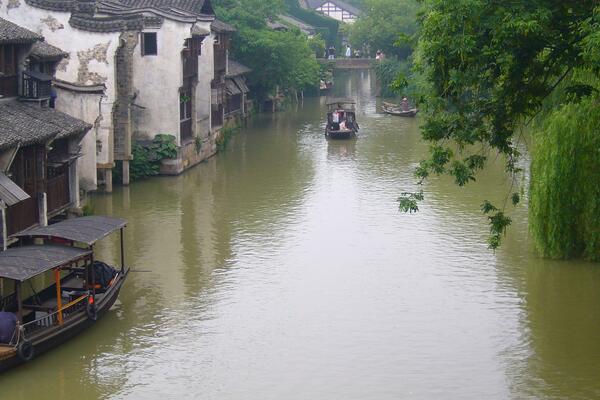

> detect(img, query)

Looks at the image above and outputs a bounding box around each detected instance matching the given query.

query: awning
[0,172,30,207]
[14,216,127,245]
[0,245,91,281]
[233,76,249,93]
[225,79,241,95]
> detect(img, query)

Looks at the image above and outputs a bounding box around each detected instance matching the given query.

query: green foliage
[117,134,178,182]
[81,203,94,216]
[402,1,600,254]
[530,95,600,261]
[216,126,240,152]
[398,191,424,213]
[347,0,419,58]
[214,0,322,101]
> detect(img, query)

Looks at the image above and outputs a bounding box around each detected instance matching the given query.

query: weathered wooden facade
[210,19,235,133]
[0,18,91,248]
[224,60,251,122]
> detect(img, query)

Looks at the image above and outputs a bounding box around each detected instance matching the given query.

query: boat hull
[0,271,127,373]
[326,129,356,139]
[382,105,418,117]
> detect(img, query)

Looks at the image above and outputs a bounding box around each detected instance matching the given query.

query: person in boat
[0,311,16,344]
[332,110,341,130]
[400,96,410,112]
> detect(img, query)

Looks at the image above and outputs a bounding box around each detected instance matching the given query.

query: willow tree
[401,1,600,255]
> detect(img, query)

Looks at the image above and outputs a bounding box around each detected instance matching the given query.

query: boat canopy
[14,216,127,246]
[0,245,91,282]
[326,98,356,111]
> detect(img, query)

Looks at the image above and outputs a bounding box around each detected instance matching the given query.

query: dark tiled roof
[0,172,30,207]
[0,17,43,44]
[96,0,214,22]
[278,14,316,34]
[14,215,127,245]
[0,244,92,281]
[0,101,91,150]
[211,19,236,33]
[226,60,251,77]
[267,19,287,31]
[29,40,69,61]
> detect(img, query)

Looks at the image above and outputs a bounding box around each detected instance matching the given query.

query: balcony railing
[22,71,52,100]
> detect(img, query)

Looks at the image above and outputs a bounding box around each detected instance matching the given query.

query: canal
[3,70,600,399]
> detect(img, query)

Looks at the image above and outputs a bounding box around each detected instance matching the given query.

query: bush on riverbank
[530,95,600,261]
[113,134,178,183]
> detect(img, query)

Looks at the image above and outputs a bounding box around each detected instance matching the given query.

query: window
[141,32,158,56]
[180,90,192,122]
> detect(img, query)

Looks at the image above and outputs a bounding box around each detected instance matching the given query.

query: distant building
[0,18,91,248]
[277,14,317,38]
[303,0,360,24]
[224,60,251,122]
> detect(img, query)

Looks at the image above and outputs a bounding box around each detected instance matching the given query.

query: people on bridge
[345,45,351,58]
[328,46,336,60]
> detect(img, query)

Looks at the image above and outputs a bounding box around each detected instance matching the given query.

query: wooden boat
[0,216,129,372]
[382,101,418,117]
[325,98,359,139]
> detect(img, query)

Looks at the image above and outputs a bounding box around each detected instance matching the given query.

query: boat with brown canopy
[325,98,359,139]
[0,216,128,372]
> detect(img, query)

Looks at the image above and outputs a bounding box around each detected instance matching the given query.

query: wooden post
[15,281,22,323]
[55,269,63,325]
[120,228,125,273]
[122,160,130,186]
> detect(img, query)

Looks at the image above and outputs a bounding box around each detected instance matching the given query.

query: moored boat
[325,98,359,139]
[382,101,418,117]
[0,216,129,372]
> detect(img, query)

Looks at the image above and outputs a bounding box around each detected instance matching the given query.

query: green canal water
[2,71,600,399]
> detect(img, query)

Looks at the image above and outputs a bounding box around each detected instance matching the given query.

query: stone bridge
[318,58,373,69]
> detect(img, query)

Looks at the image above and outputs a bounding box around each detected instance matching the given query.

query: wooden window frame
[141,32,158,56]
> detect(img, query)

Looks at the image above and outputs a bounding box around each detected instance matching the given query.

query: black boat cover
[0,245,91,281]
[0,311,16,343]
[91,261,117,288]
[13,216,127,245]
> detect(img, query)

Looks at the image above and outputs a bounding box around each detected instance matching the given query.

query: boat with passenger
[325,98,359,139]
[0,216,128,372]
[381,101,418,117]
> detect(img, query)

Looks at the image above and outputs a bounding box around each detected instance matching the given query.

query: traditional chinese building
[0,18,91,249]
[302,0,360,24]
[2,0,222,189]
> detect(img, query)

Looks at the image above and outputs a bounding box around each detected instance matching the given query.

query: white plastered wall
[195,22,214,141]
[131,19,189,146]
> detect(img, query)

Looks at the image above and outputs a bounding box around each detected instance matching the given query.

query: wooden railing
[0,292,17,312]
[22,72,52,100]
[22,294,87,336]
